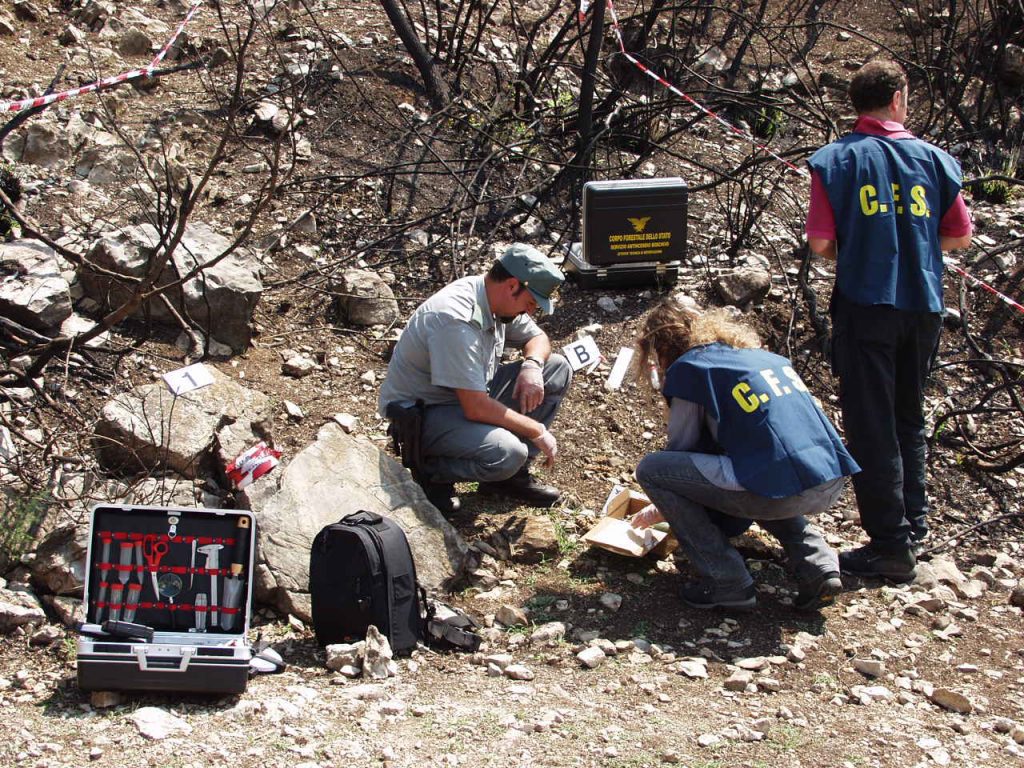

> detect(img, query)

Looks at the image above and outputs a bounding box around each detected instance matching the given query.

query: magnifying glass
[158,572,183,628]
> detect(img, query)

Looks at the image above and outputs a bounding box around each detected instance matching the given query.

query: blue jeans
[419,354,573,483]
[635,451,843,589]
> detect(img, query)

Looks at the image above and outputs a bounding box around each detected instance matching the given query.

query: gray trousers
[419,354,573,484]
[635,451,842,589]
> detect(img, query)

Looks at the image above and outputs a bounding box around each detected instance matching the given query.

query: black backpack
[309,511,424,655]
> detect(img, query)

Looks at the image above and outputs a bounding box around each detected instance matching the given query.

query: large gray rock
[244,423,468,621]
[9,122,69,168]
[713,268,771,307]
[95,366,273,478]
[335,269,400,326]
[0,584,46,634]
[78,222,263,352]
[0,240,73,331]
[26,523,88,597]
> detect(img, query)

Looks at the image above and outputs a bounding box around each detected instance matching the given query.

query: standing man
[378,243,572,513]
[806,58,972,581]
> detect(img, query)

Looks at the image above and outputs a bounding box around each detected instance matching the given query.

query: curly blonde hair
[635,297,761,386]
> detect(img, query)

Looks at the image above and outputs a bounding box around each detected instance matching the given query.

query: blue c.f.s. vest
[808,134,962,312]
[663,344,860,498]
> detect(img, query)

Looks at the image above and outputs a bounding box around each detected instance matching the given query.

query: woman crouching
[632,297,860,611]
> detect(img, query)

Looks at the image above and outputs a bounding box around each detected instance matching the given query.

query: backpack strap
[427,614,482,652]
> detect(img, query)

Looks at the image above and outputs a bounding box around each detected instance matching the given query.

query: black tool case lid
[82,504,256,642]
[582,177,688,266]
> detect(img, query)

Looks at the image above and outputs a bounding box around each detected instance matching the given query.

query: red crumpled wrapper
[226,441,282,490]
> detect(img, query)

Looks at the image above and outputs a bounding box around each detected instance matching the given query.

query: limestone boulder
[0,240,73,331]
[95,366,273,478]
[78,222,263,352]
[335,268,400,327]
[243,423,468,621]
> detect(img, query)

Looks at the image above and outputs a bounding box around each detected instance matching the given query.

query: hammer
[197,544,223,627]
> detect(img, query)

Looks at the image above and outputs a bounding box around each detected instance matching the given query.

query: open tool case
[77,505,256,694]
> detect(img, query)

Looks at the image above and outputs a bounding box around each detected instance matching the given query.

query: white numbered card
[162,362,215,395]
[562,335,601,372]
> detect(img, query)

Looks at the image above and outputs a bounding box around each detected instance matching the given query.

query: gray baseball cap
[498,243,565,314]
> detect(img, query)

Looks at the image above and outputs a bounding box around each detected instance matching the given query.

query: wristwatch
[523,355,545,368]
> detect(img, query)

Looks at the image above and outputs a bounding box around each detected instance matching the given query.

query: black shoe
[478,472,561,507]
[795,571,843,611]
[839,545,916,583]
[679,581,756,610]
[421,481,460,514]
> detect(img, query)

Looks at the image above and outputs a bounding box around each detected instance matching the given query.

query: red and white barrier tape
[0,1,203,114]
[944,257,1024,315]
[599,0,806,176]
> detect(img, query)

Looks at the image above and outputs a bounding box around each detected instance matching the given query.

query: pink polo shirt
[806,116,972,240]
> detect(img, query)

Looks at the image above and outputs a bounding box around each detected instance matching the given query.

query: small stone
[928,687,973,714]
[735,656,769,671]
[1010,586,1024,608]
[599,592,622,612]
[504,664,535,681]
[697,733,721,747]
[577,646,606,669]
[676,658,709,679]
[89,747,103,761]
[853,658,885,678]
[529,622,566,645]
[332,413,358,433]
[496,604,528,628]
[724,670,753,691]
[786,646,807,663]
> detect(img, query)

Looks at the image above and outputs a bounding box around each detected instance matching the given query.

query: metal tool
[122,583,142,623]
[143,534,169,600]
[134,540,144,584]
[158,572,182,606]
[220,517,251,631]
[94,533,112,622]
[197,543,223,627]
[194,592,208,632]
[189,539,197,589]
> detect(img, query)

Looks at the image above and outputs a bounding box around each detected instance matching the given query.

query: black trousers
[831,292,942,553]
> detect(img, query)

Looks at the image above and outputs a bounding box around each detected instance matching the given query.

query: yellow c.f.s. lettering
[910,185,930,217]
[859,184,879,216]
[732,382,760,413]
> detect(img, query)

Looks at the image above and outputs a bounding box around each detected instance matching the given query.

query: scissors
[144,535,169,600]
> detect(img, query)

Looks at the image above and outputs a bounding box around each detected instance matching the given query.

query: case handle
[134,646,196,672]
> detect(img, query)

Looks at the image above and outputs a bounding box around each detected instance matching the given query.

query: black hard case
[77,504,256,694]
[582,177,688,266]
[564,245,680,288]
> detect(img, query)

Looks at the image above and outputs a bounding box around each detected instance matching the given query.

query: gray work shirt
[378,275,543,415]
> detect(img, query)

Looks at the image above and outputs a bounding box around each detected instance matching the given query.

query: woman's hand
[630,503,664,529]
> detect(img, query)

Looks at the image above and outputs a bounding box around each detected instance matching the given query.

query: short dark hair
[487,260,513,282]
[849,59,908,113]
[486,260,528,296]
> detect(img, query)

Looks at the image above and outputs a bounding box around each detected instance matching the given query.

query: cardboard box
[582,486,678,558]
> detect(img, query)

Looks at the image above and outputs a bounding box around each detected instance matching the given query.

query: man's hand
[513,360,545,413]
[530,427,558,467]
[630,503,665,529]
